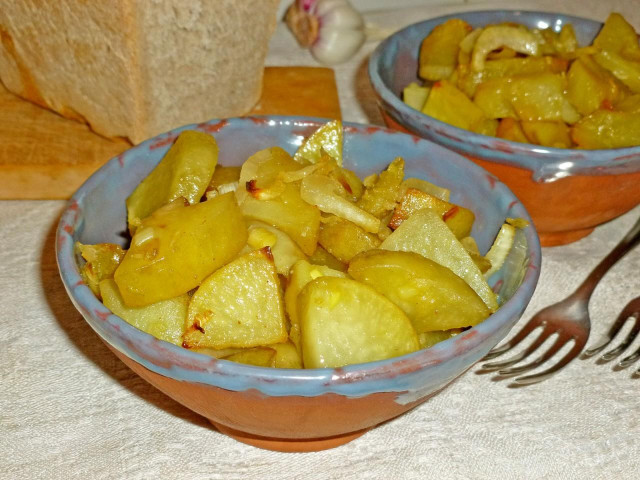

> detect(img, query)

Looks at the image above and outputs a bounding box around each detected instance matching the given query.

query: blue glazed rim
[368,10,640,181]
[56,115,541,399]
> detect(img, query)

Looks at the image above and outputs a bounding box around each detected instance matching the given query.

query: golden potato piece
[592,13,640,59]
[521,121,572,148]
[403,82,430,110]
[474,73,580,124]
[294,120,343,166]
[349,250,490,333]
[223,347,277,367]
[423,80,487,132]
[572,110,640,149]
[126,130,218,231]
[307,245,348,272]
[496,118,529,144]
[246,221,306,276]
[271,342,303,369]
[206,165,241,196]
[419,18,472,81]
[100,279,187,346]
[593,51,640,94]
[389,188,475,239]
[299,277,419,368]
[381,209,498,312]
[115,193,247,307]
[418,329,462,349]
[318,217,381,264]
[284,260,347,353]
[183,248,288,350]
[76,242,125,297]
[567,56,626,116]
[236,146,301,204]
[241,183,321,255]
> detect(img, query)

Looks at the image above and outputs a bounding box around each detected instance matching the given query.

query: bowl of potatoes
[369,10,640,247]
[57,116,540,452]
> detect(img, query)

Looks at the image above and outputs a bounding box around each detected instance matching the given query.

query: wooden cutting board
[0,66,341,199]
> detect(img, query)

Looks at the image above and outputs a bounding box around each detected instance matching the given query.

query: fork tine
[583,310,633,358]
[619,347,640,368]
[481,326,553,371]
[511,341,584,386]
[497,334,569,377]
[483,319,543,360]
[601,318,640,361]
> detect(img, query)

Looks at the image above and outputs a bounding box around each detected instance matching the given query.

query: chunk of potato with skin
[299,277,420,368]
[100,279,187,346]
[419,18,472,81]
[423,80,487,132]
[496,118,529,143]
[356,157,405,219]
[284,260,347,353]
[474,73,580,124]
[307,245,348,272]
[241,182,321,255]
[126,130,218,231]
[223,347,277,367]
[294,119,343,166]
[246,221,307,276]
[567,56,627,115]
[388,188,475,239]
[348,250,490,333]
[114,192,247,307]
[571,110,640,149]
[76,242,125,297]
[521,121,572,148]
[381,209,498,312]
[318,217,381,264]
[183,248,288,350]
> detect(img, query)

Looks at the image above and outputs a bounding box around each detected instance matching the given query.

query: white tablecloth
[2,1,639,478]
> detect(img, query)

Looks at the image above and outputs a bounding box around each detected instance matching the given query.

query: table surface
[2,1,639,479]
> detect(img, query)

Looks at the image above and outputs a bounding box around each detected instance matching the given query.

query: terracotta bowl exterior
[369,10,640,246]
[56,116,541,451]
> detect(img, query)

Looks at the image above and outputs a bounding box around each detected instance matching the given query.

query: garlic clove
[285,0,365,65]
[311,28,365,65]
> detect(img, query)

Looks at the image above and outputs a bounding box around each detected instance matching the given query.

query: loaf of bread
[0,0,280,144]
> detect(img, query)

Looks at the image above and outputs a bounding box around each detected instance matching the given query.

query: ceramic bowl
[369,10,640,246]
[56,116,540,452]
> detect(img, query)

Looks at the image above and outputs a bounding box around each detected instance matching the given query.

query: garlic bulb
[285,0,365,65]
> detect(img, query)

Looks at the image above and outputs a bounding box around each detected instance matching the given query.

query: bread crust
[0,0,280,143]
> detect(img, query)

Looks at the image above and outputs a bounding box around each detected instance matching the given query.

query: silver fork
[582,295,640,373]
[481,216,640,385]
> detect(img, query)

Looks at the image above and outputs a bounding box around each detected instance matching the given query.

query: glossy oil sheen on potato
[183,248,287,350]
[348,250,490,333]
[114,192,246,307]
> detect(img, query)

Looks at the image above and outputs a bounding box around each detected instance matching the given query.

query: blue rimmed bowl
[369,10,640,247]
[56,116,540,452]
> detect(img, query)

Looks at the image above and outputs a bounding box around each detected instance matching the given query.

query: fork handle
[573,216,640,301]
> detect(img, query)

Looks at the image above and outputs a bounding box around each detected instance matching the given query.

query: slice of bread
[0,0,280,144]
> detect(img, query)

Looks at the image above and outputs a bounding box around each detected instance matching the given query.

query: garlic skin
[285,0,365,65]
